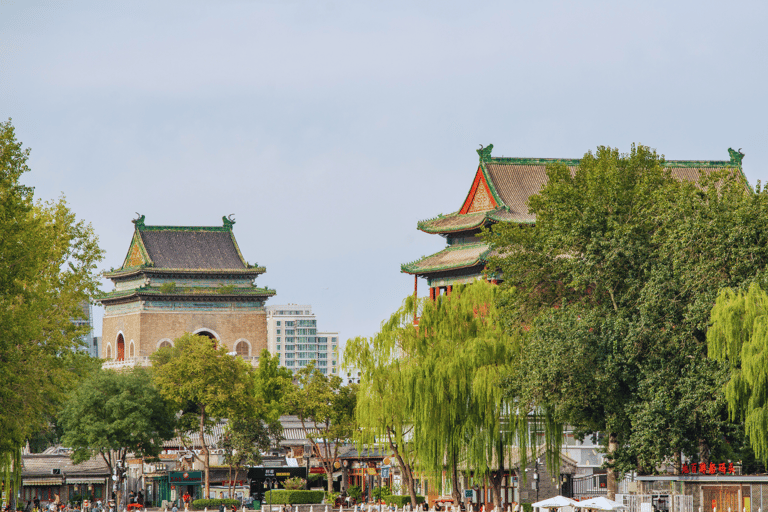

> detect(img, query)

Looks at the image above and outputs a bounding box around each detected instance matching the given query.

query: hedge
[522,504,533,512]
[263,490,325,504]
[192,499,241,510]
[382,495,426,507]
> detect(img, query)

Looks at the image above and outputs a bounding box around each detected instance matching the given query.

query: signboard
[248,467,309,498]
[366,468,377,476]
[681,462,735,475]
[381,467,390,479]
[169,472,203,485]
[464,490,473,499]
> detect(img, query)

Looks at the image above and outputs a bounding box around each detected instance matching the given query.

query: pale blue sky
[2,0,767,342]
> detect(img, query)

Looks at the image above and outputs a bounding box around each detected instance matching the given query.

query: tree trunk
[386,427,418,507]
[489,440,504,506]
[674,451,682,476]
[200,405,210,499]
[450,446,462,506]
[699,439,710,466]
[606,432,618,500]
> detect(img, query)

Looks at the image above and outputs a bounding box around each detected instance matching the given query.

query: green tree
[221,350,290,498]
[709,282,768,461]
[284,363,357,493]
[0,119,103,494]
[221,416,273,498]
[151,333,258,497]
[349,281,535,506]
[488,144,764,493]
[345,326,420,506]
[59,368,177,507]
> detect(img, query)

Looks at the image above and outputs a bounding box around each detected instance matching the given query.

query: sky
[2,0,767,346]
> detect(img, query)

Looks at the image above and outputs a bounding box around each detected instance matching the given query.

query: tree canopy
[0,119,103,490]
[151,333,258,496]
[285,363,357,492]
[487,144,766,489]
[348,280,539,506]
[59,367,177,504]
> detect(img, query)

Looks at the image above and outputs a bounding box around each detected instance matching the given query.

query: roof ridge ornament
[477,144,494,162]
[223,214,236,230]
[132,213,145,228]
[728,148,745,167]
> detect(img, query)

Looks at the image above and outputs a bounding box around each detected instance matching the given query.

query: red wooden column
[447,285,453,295]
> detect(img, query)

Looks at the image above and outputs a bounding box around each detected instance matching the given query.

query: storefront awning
[23,478,63,486]
[66,478,108,484]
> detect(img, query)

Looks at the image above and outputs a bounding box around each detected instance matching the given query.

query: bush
[382,495,425,507]
[347,486,362,501]
[522,504,533,512]
[283,477,306,491]
[191,499,241,510]
[263,490,325,505]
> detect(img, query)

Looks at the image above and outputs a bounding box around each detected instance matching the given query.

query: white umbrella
[531,496,578,509]
[577,498,626,511]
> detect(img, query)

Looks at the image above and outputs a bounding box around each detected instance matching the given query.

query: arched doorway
[116,334,125,361]
[197,331,216,340]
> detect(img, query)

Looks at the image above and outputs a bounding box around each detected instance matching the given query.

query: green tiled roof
[417,207,525,234]
[98,285,276,303]
[404,145,748,278]
[401,242,492,275]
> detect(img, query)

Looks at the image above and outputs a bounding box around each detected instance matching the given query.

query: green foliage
[522,504,533,512]
[709,283,768,460]
[284,363,357,492]
[191,499,240,510]
[346,485,362,501]
[58,367,177,493]
[159,282,177,293]
[0,119,104,489]
[372,486,391,501]
[324,492,340,505]
[350,280,537,502]
[151,333,258,494]
[219,285,236,294]
[263,490,324,504]
[253,349,293,426]
[488,144,765,474]
[282,477,306,490]
[382,496,425,507]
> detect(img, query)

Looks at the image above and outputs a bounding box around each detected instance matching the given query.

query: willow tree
[0,119,103,497]
[350,280,543,506]
[709,283,768,460]
[345,317,420,505]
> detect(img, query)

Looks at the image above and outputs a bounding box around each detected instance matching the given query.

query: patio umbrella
[531,496,578,509]
[576,498,626,511]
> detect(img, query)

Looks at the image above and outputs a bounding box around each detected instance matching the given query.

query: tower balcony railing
[101,356,152,370]
[101,354,260,369]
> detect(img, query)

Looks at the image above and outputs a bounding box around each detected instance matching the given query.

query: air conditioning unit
[52,468,61,475]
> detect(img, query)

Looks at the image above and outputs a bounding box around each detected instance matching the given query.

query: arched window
[235,341,249,357]
[129,342,135,358]
[158,340,172,349]
[116,334,125,361]
[197,330,216,340]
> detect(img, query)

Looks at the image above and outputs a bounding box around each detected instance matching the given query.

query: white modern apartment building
[266,304,339,375]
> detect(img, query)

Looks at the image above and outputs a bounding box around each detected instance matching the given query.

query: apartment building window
[276,321,281,326]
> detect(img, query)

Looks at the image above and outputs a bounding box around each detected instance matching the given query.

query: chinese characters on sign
[680,463,735,475]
